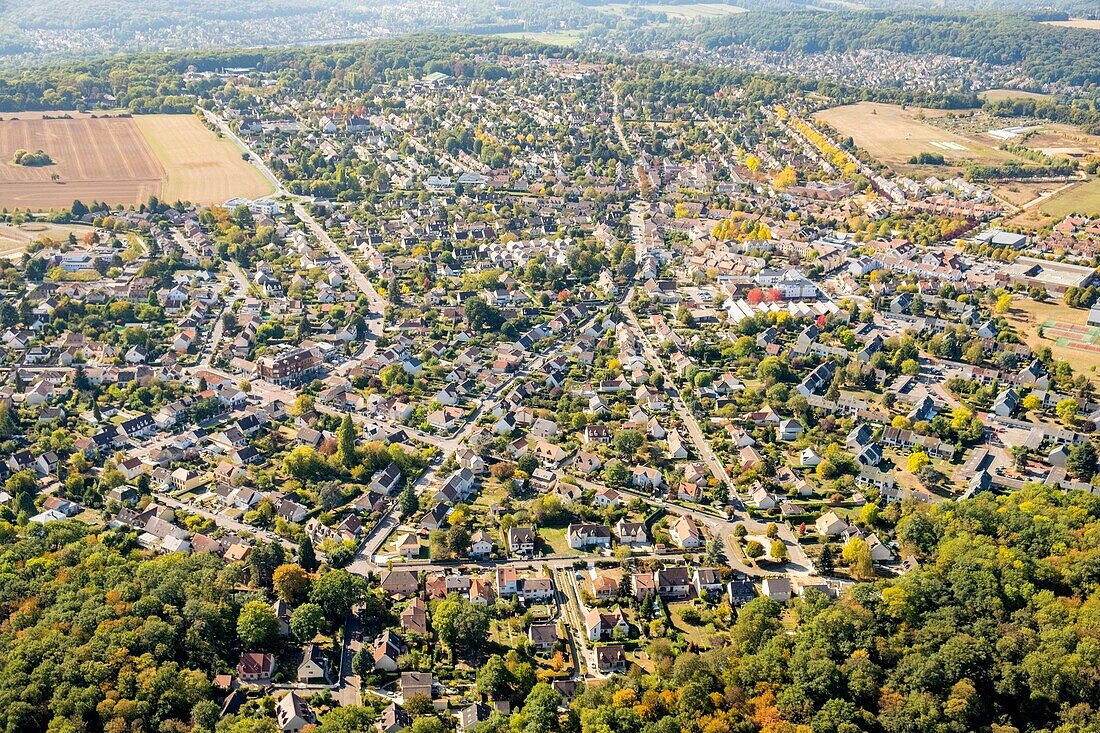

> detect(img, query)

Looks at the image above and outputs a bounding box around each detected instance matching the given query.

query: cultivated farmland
[134,115,271,204]
[0,114,162,210]
[0,112,270,210]
[1040,18,1100,31]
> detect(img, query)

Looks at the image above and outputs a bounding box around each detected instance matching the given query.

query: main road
[204,107,394,374]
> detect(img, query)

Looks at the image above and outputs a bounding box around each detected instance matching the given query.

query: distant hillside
[691,11,1100,86]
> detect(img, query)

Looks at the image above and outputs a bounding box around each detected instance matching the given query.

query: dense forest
[0,522,234,733]
[2,484,1100,733]
[545,483,1100,733]
[693,11,1100,87]
[0,520,375,733]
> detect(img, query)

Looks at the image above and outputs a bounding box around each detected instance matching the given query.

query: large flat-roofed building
[998,257,1096,295]
[257,346,321,385]
[977,229,1028,249]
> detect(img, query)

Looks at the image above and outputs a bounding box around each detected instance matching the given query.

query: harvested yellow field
[1038,178,1100,219]
[134,115,272,204]
[978,89,1052,103]
[0,112,271,210]
[1041,19,1100,30]
[0,114,163,210]
[813,102,1017,170]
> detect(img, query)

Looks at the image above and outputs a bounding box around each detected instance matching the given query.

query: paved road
[348,509,400,575]
[336,617,363,706]
[619,291,733,491]
[294,202,387,324]
[202,108,386,362]
[619,291,815,572]
[154,491,298,552]
[170,228,201,262]
[196,261,251,367]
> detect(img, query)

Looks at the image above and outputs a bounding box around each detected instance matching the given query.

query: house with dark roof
[400,671,434,700]
[237,651,275,682]
[296,644,329,683]
[596,644,627,673]
[527,622,559,651]
[373,630,405,672]
[508,526,535,556]
[567,523,612,550]
[379,703,411,733]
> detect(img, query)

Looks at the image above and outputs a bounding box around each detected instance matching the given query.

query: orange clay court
[0,113,271,210]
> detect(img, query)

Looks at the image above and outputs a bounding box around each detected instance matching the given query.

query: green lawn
[667,602,717,648]
[1040,178,1100,218]
[539,527,579,556]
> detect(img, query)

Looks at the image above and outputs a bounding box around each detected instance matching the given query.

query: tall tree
[237,601,279,650]
[290,603,326,641]
[299,534,319,572]
[310,569,367,627]
[248,540,285,589]
[272,563,310,605]
[843,537,875,580]
[337,413,358,468]
[398,484,419,518]
[512,683,561,733]
[1067,440,1098,480]
[432,594,489,662]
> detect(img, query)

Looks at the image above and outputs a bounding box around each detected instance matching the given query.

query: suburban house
[762,577,792,602]
[400,671,434,700]
[508,526,536,556]
[596,644,628,673]
[584,607,629,641]
[668,515,703,548]
[379,704,411,733]
[237,652,275,682]
[381,570,420,597]
[296,644,329,683]
[276,692,315,733]
[567,523,612,550]
[528,622,559,651]
[616,519,648,545]
[373,630,405,672]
